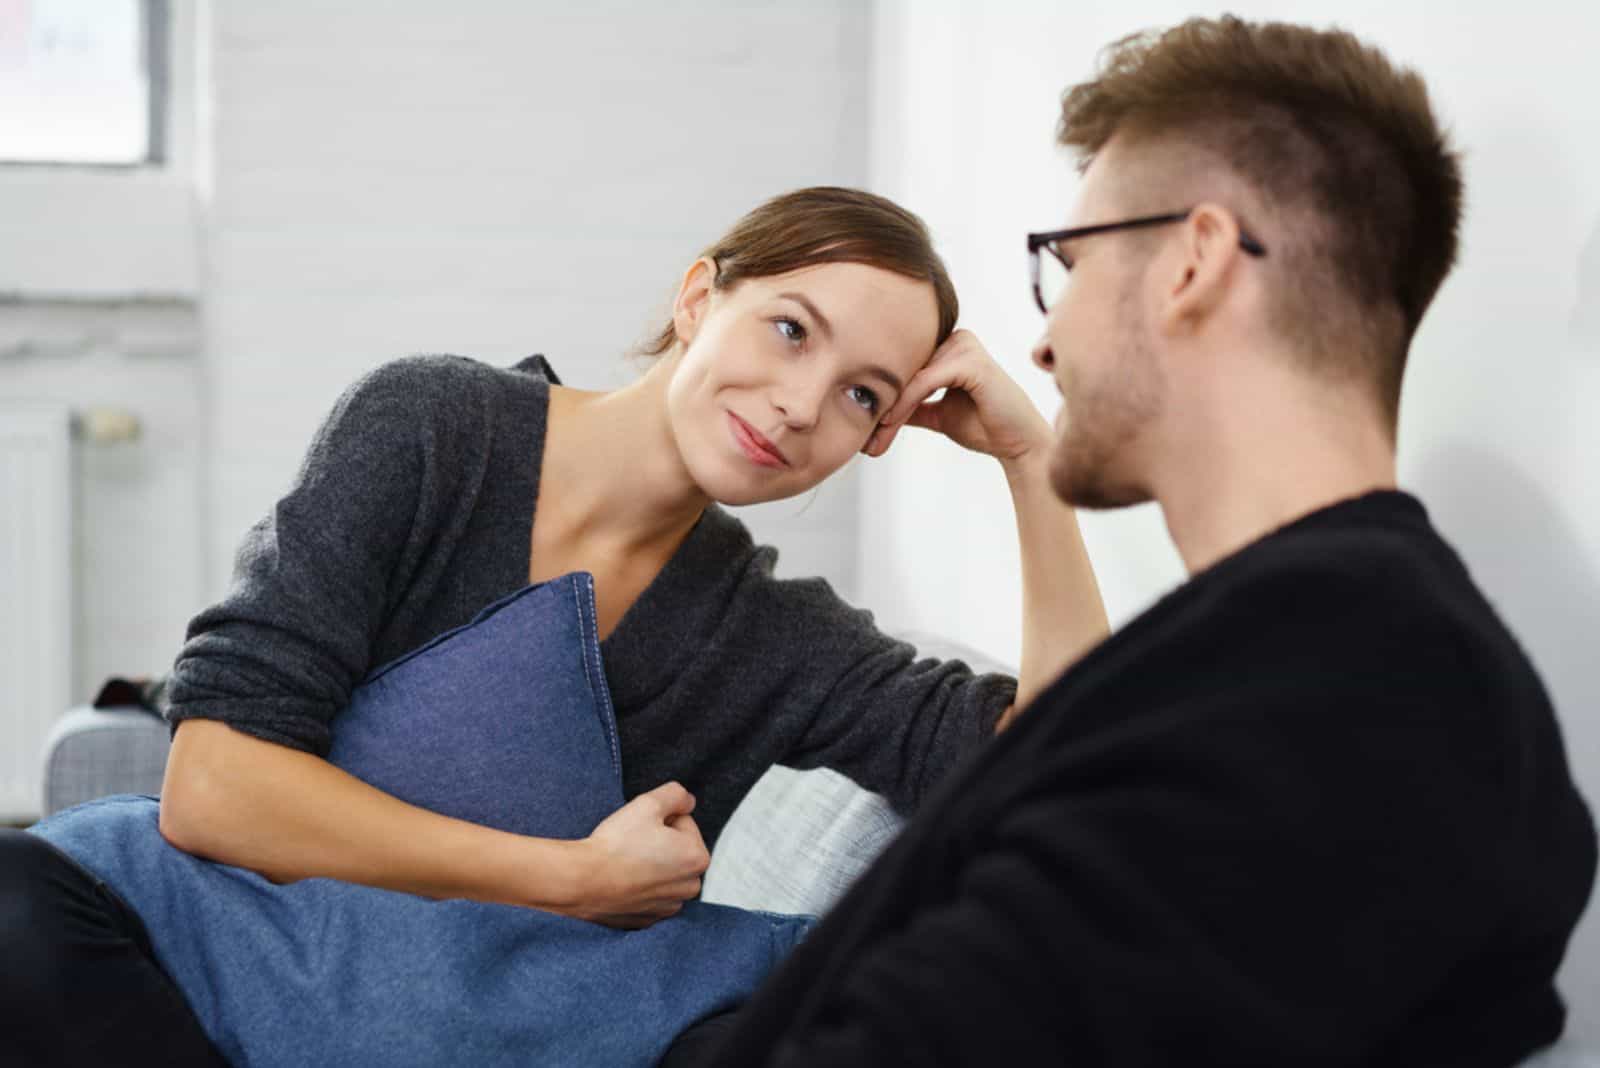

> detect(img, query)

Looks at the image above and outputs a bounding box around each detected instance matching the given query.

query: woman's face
[665,259,940,506]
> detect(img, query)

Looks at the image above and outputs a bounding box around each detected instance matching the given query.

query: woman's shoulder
[320,354,554,442]
[346,353,554,402]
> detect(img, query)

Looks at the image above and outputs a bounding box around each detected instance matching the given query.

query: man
[692,15,1597,1066]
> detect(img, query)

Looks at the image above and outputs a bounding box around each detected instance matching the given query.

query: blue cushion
[327,573,622,841]
[31,573,812,1068]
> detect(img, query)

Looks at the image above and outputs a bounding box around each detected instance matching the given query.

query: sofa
[35,633,1600,1066]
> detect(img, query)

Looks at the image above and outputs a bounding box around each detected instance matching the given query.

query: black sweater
[701,491,1596,1067]
[164,354,1015,848]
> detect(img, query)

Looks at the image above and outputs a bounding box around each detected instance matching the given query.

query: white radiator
[0,404,73,823]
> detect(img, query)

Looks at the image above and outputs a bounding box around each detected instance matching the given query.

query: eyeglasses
[1027,210,1268,314]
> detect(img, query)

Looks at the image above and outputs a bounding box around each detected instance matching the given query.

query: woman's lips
[728,412,790,469]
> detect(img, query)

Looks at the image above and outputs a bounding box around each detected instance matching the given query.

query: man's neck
[1151,373,1398,576]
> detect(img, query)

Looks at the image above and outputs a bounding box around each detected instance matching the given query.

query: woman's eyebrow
[863,365,904,396]
[777,292,834,341]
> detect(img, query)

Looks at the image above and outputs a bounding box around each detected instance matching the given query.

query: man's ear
[1158,202,1243,336]
[671,257,718,349]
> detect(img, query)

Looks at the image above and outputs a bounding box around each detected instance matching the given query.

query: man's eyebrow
[777,291,834,341]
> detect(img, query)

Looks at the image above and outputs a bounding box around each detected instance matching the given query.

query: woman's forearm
[159,719,587,910]
[1001,452,1109,711]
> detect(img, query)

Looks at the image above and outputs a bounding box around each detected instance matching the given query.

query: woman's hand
[864,329,1052,465]
[566,781,711,929]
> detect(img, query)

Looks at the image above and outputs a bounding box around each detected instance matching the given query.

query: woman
[1,187,1106,1065]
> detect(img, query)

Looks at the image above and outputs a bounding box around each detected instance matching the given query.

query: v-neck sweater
[165,354,1016,849]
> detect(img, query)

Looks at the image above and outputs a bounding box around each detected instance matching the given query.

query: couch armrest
[40,705,171,819]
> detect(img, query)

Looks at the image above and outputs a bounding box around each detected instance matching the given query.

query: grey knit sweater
[165,354,1016,849]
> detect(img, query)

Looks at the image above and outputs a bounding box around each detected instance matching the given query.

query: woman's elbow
[158,719,232,856]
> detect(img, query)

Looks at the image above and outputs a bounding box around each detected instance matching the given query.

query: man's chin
[1047,445,1149,511]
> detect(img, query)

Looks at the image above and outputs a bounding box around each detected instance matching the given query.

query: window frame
[0,0,200,302]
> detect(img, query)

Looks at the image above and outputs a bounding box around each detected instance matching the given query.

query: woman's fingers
[865,333,983,456]
[645,780,696,818]
[881,336,982,428]
[868,327,1051,462]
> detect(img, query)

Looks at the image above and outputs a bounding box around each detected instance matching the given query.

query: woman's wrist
[484,833,595,913]
[999,440,1052,489]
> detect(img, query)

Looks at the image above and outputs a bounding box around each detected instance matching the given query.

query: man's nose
[1030,335,1056,372]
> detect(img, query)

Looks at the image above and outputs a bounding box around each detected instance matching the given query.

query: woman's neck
[539,358,709,556]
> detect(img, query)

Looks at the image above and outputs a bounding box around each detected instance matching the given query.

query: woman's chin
[702,479,805,508]
[689,459,816,507]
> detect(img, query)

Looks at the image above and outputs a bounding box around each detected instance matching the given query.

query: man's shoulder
[1046,507,1541,723]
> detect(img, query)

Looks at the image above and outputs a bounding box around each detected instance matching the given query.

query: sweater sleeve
[164,357,461,754]
[780,581,1017,814]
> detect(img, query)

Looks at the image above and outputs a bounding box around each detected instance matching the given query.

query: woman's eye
[847,385,880,415]
[774,317,807,345]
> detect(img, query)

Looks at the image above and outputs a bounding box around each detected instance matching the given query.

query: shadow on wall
[1411,441,1600,1040]
[1576,214,1600,351]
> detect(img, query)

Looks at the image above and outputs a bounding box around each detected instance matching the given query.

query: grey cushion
[1523,1041,1600,1067]
[701,764,905,915]
[41,705,171,818]
[702,631,1014,916]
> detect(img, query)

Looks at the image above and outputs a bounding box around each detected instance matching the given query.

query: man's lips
[728,412,790,468]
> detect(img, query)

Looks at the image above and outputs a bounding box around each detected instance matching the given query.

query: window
[0,0,193,299]
[0,0,165,166]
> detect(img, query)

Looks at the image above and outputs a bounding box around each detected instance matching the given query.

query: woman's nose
[773,374,825,430]
[773,394,819,430]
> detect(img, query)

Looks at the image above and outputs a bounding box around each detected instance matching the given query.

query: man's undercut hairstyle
[640,186,958,358]
[1059,16,1463,426]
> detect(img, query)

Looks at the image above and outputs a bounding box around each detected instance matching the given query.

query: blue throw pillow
[30,572,814,1068]
[327,573,622,841]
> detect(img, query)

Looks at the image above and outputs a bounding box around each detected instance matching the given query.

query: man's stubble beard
[1047,288,1164,510]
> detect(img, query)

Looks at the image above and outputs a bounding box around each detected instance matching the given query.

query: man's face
[1037,142,1167,509]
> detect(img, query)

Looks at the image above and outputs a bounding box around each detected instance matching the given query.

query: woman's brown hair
[1058,16,1463,425]
[639,186,958,357]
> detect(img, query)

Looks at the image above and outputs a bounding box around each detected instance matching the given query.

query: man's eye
[847,385,880,414]
[775,317,807,344]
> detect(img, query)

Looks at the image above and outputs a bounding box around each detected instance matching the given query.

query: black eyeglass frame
[1027,210,1268,314]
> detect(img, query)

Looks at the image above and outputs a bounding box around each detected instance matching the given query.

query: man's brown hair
[1058,16,1463,425]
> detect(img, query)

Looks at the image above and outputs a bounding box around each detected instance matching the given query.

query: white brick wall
[0,303,205,701]
[204,0,872,601]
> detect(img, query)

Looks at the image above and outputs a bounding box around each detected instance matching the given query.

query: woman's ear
[671,257,718,349]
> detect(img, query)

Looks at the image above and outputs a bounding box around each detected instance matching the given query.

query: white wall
[204,0,873,602]
[1,0,206,706]
[862,0,1600,1041]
